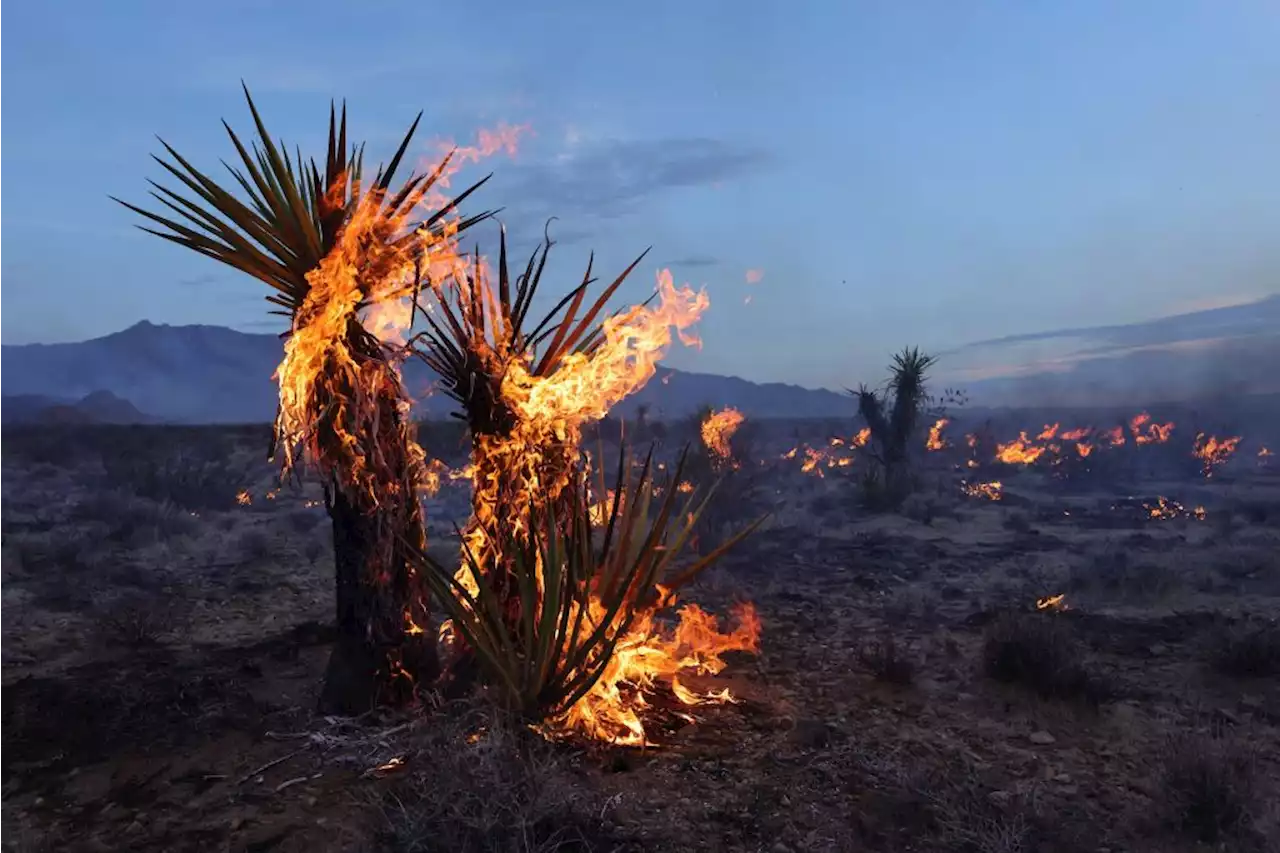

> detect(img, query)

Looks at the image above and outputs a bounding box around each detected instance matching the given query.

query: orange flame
[552,601,760,746]
[429,254,758,743]
[1192,432,1241,477]
[995,431,1045,465]
[700,407,745,468]
[1036,593,1067,611]
[926,418,950,451]
[960,480,1003,500]
[1129,412,1175,445]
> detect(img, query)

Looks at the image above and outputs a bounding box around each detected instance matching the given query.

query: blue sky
[4,1,1279,390]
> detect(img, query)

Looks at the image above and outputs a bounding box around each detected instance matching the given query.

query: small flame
[236,490,252,506]
[1192,432,1241,477]
[700,407,745,468]
[995,432,1045,465]
[960,480,1003,500]
[1036,593,1067,611]
[926,418,950,451]
[1130,412,1175,445]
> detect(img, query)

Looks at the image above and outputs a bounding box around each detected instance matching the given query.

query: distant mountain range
[941,293,1280,407]
[3,390,156,426]
[0,321,851,424]
[3,293,1277,425]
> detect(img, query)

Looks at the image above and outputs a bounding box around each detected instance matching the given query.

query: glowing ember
[1192,432,1241,477]
[960,480,1003,500]
[701,407,746,468]
[370,756,406,776]
[1059,427,1091,441]
[1141,496,1205,521]
[1036,593,1067,611]
[236,489,252,506]
[792,445,853,477]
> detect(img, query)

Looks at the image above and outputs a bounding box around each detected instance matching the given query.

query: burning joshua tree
[408,230,764,742]
[116,88,496,712]
[118,90,762,741]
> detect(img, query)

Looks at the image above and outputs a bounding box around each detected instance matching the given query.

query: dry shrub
[859,634,916,685]
[900,493,946,526]
[1159,732,1266,844]
[982,612,1110,704]
[927,782,1039,853]
[851,748,1050,853]
[236,527,279,563]
[1068,550,1182,601]
[74,490,202,546]
[1002,511,1031,534]
[375,711,618,853]
[97,596,177,648]
[97,427,255,512]
[284,506,325,534]
[881,585,940,626]
[0,425,97,468]
[303,537,329,567]
[1211,620,1280,678]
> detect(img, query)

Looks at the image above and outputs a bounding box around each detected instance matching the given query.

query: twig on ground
[235,746,309,786]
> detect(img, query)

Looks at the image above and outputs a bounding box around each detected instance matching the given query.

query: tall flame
[701,407,746,467]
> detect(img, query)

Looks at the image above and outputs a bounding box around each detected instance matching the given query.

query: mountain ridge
[1,321,852,424]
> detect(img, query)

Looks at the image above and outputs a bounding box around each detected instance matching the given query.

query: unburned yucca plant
[405,446,763,729]
[853,347,938,510]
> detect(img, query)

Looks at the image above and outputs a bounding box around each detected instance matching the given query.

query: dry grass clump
[1210,619,1280,678]
[91,426,260,512]
[858,633,916,685]
[900,493,946,525]
[850,749,1051,853]
[74,490,203,545]
[981,612,1111,705]
[1067,549,1183,601]
[96,596,177,648]
[1158,732,1267,845]
[1001,511,1032,534]
[375,711,620,853]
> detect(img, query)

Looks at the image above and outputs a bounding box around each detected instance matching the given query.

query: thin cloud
[498,137,772,222]
[177,273,226,288]
[664,255,721,268]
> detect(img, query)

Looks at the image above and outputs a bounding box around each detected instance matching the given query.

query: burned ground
[3,421,1279,852]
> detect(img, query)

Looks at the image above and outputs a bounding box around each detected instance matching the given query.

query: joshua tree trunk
[316,496,431,714]
[317,382,439,715]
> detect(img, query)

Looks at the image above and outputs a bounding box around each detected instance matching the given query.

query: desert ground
[3,415,1279,852]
